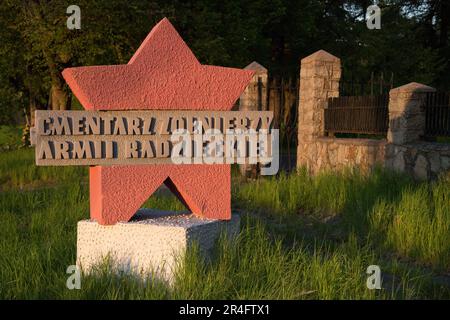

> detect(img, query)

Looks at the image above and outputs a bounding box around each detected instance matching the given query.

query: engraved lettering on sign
[33,110,274,166]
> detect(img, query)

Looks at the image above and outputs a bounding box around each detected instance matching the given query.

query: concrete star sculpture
[62,18,254,225]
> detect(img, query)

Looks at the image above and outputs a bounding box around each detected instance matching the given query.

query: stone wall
[298,137,386,175]
[385,143,450,180]
[385,82,450,180]
[297,50,450,180]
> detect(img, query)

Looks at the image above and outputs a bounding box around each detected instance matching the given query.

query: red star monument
[62,18,254,225]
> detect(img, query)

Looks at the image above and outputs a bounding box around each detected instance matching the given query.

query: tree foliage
[0,0,448,125]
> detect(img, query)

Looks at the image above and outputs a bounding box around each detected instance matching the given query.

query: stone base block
[76,209,240,282]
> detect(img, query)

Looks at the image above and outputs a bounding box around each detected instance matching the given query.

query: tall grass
[0,199,437,299]
[0,184,87,298]
[0,148,86,191]
[0,125,21,150]
[168,218,431,300]
[1,148,449,299]
[234,167,411,218]
[369,178,450,270]
[235,167,450,271]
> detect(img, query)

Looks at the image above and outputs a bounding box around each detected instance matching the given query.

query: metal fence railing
[424,91,450,138]
[324,95,389,136]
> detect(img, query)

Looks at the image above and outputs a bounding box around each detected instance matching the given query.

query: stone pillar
[386,82,436,179]
[239,61,268,177]
[239,61,268,112]
[297,50,341,170]
[387,82,435,145]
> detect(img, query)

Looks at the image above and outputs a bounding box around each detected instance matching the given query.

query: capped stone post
[387,82,436,145]
[297,50,341,169]
[239,61,268,178]
[239,61,268,112]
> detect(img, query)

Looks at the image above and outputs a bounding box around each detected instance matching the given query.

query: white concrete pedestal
[76,209,240,282]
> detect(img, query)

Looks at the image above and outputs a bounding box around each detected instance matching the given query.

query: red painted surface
[90,165,231,225]
[63,18,253,111]
[62,18,253,225]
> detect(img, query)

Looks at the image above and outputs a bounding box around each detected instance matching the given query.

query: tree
[0,0,448,127]
[2,0,168,122]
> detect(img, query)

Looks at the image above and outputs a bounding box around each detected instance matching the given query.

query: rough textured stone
[62,18,254,225]
[414,154,429,180]
[388,82,435,145]
[77,209,240,283]
[384,143,450,180]
[441,157,450,170]
[295,52,450,180]
[239,61,268,177]
[90,165,231,225]
[389,82,435,96]
[297,50,341,169]
[63,18,254,111]
[297,137,386,174]
[393,150,405,172]
[429,151,441,173]
[239,61,268,112]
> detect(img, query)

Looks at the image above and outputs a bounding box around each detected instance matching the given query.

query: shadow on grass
[233,166,450,288]
[1,147,449,299]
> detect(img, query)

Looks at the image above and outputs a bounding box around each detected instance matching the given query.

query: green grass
[235,168,450,271]
[0,125,22,151]
[0,148,86,191]
[1,147,450,299]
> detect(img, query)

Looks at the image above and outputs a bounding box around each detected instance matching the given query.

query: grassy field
[1,145,450,299]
